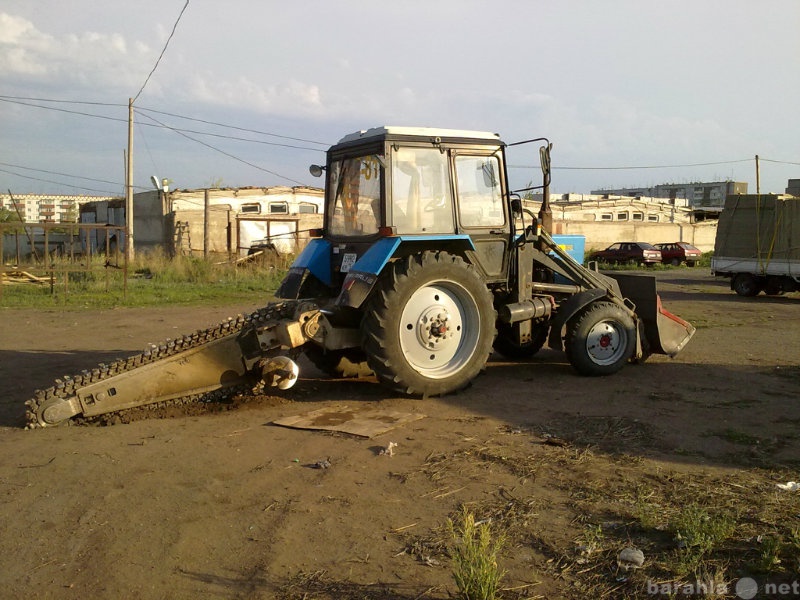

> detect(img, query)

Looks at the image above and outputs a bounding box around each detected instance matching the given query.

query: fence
[0,222,128,299]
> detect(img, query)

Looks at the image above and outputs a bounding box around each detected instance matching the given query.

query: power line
[0,167,123,196]
[0,97,127,123]
[0,95,330,147]
[133,0,190,103]
[136,106,330,146]
[0,95,123,107]
[0,161,137,188]
[133,109,325,151]
[0,97,325,152]
[136,111,306,185]
[761,158,800,166]
[509,159,754,170]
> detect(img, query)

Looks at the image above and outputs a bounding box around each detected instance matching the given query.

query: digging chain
[24,301,301,429]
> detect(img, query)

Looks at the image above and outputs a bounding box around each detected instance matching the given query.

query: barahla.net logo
[646,579,728,596]
[647,577,800,598]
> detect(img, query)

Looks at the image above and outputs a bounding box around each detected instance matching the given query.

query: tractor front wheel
[361,252,496,396]
[565,301,636,376]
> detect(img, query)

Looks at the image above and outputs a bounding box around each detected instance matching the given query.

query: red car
[588,242,662,266]
[654,242,702,266]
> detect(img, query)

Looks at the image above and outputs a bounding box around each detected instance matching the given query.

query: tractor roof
[337,126,502,145]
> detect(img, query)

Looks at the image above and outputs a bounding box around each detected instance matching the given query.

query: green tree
[0,207,22,223]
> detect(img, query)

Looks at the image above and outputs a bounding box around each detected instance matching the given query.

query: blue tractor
[27,126,695,427]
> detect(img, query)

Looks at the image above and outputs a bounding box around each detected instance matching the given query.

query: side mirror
[510,197,522,216]
[480,162,498,188]
[309,164,325,177]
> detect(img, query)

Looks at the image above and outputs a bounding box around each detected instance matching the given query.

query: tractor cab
[277,126,516,304]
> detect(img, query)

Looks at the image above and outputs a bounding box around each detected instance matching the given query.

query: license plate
[340,252,357,273]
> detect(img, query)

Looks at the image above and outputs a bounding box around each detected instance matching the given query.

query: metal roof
[337,126,501,144]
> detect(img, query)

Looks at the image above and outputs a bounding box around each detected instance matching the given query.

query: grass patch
[1,251,289,308]
[669,503,735,575]
[712,428,762,446]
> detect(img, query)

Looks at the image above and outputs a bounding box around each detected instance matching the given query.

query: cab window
[391,147,454,234]
[455,155,504,227]
[328,155,383,237]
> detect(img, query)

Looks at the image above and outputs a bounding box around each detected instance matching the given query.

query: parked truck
[26,126,695,428]
[712,194,800,296]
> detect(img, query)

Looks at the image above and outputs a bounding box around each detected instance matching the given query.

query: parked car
[587,242,662,266]
[654,242,702,266]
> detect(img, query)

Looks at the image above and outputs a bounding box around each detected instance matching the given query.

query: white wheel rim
[399,281,481,379]
[585,319,628,366]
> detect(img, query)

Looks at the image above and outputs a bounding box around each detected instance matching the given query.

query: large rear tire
[565,301,636,376]
[361,252,496,396]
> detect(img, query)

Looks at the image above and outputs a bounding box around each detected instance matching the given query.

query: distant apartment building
[0,193,119,222]
[591,181,748,208]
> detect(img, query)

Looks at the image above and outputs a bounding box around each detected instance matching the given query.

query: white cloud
[0,12,150,94]
[185,73,326,117]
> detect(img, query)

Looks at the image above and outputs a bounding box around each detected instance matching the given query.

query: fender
[546,288,610,351]
[335,235,476,308]
[275,239,332,299]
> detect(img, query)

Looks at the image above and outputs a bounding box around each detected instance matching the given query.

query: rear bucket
[606,273,696,356]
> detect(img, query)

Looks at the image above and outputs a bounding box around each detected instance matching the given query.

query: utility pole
[125,97,135,260]
[755,154,760,196]
[204,188,210,258]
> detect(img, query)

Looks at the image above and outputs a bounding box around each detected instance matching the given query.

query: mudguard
[547,288,610,351]
[275,239,332,298]
[335,235,476,308]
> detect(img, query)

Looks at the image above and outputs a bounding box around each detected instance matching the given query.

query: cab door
[453,152,509,281]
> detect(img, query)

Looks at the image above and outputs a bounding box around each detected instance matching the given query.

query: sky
[1,0,798,199]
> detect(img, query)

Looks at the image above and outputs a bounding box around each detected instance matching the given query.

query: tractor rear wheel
[565,301,636,376]
[361,252,496,396]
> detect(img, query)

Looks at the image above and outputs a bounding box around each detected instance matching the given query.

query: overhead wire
[0,161,135,189]
[136,111,306,185]
[1,95,795,189]
[135,105,330,146]
[0,95,328,148]
[0,167,123,196]
[0,97,324,152]
[509,158,754,170]
[132,0,190,103]
[133,110,326,151]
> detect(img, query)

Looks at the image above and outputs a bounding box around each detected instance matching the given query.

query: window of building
[617,212,629,221]
[647,214,659,222]
[268,202,289,214]
[298,203,317,214]
[240,203,261,214]
[600,213,613,221]
[632,212,644,221]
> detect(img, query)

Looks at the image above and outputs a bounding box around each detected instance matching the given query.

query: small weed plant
[447,506,506,600]
[670,503,735,575]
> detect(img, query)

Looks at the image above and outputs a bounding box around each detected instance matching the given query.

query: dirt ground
[1,269,799,599]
